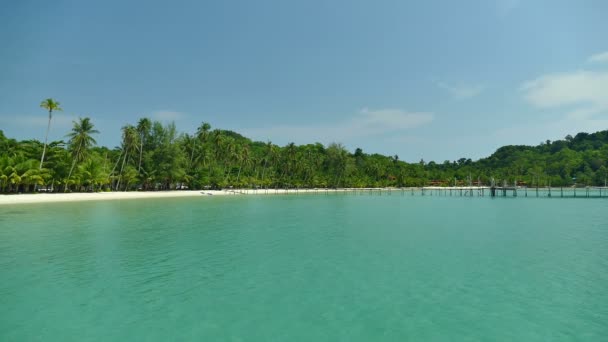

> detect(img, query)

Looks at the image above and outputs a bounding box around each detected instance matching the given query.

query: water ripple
[1,196,607,340]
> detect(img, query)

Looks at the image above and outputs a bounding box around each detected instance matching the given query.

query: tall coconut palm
[212,130,223,161]
[191,122,211,167]
[236,144,250,184]
[222,138,237,180]
[66,117,99,191]
[279,142,297,185]
[136,118,151,173]
[39,98,62,170]
[116,125,139,191]
[260,141,272,183]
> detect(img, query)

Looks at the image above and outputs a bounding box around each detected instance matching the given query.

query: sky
[1,0,607,162]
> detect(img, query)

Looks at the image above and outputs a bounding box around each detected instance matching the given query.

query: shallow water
[1,194,607,341]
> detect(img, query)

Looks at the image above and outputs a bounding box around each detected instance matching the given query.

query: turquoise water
[1,194,607,341]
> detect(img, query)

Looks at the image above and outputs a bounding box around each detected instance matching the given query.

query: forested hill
[1,119,607,193]
[457,131,608,186]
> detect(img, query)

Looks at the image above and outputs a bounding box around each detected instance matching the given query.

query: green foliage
[3,110,608,193]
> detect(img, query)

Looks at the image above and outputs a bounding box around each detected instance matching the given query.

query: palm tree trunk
[116,149,128,191]
[109,150,123,189]
[236,164,242,183]
[190,138,196,169]
[65,141,83,192]
[223,160,230,182]
[261,159,267,182]
[138,138,144,172]
[35,110,52,192]
[39,110,52,170]
[66,159,77,192]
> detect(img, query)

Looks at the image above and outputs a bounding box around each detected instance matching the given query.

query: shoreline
[0,187,487,206]
[2,186,601,206]
[0,188,368,205]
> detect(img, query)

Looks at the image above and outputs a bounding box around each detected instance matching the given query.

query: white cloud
[521,70,608,114]
[518,55,608,139]
[437,82,485,100]
[241,108,434,144]
[588,51,608,63]
[152,110,185,121]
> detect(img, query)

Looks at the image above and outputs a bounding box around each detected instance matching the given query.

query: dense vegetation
[1,99,607,193]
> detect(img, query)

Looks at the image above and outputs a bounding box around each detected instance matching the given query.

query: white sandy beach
[0,190,233,205]
[0,187,497,206]
[0,188,349,205]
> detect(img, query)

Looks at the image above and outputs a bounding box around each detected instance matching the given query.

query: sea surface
[1,193,607,341]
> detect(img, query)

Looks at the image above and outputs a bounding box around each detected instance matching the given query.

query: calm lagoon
[1,194,607,341]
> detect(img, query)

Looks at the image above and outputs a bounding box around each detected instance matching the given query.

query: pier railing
[226,186,608,198]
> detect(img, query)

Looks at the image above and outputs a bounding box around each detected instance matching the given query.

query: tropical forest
[1,99,607,193]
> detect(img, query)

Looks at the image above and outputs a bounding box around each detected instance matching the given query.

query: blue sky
[1,0,607,162]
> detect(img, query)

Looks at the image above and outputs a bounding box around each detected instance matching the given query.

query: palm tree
[191,122,211,167]
[212,130,223,160]
[116,125,139,191]
[65,117,99,191]
[279,142,297,186]
[236,144,251,184]
[222,138,237,181]
[136,118,151,173]
[260,141,273,184]
[5,153,50,192]
[39,98,62,170]
[78,157,108,191]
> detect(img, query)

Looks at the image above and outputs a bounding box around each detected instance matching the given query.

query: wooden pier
[230,186,607,198]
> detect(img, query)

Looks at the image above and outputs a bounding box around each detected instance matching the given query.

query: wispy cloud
[437,81,485,100]
[521,70,608,112]
[518,52,608,137]
[241,108,434,144]
[152,110,185,121]
[588,51,608,64]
